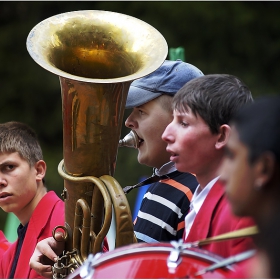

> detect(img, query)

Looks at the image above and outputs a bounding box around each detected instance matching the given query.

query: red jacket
[0,231,10,259]
[185,180,256,258]
[227,256,255,278]
[0,191,64,279]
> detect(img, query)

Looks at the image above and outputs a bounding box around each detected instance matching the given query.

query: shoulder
[203,181,255,229]
[170,171,198,184]
[210,189,255,232]
[29,191,64,233]
[42,190,63,202]
[165,171,198,193]
[37,191,64,211]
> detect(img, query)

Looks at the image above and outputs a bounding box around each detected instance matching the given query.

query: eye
[138,109,145,115]
[180,121,188,127]
[176,115,189,127]
[4,165,16,172]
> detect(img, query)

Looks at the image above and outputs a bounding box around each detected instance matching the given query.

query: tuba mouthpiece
[119,130,139,149]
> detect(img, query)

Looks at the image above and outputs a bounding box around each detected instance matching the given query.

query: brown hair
[0,121,43,166]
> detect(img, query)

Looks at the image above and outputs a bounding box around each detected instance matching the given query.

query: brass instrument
[26,10,167,278]
[119,130,140,149]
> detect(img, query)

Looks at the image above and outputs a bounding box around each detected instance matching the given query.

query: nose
[162,122,174,143]
[125,112,138,129]
[0,176,7,188]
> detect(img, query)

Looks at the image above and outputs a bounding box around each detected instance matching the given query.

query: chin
[174,163,186,173]
[137,156,148,167]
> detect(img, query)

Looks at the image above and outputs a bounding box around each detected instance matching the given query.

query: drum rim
[92,243,234,271]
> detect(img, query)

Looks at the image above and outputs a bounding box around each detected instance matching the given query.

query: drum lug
[78,253,101,279]
[167,239,184,273]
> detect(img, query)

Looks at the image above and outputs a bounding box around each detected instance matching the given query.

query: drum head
[69,242,234,279]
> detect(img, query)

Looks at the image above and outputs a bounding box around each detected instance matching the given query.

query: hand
[29,232,65,278]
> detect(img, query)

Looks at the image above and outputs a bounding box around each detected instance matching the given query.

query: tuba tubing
[27,10,168,278]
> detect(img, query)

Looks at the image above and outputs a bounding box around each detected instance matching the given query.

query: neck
[195,171,220,190]
[195,156,222,189]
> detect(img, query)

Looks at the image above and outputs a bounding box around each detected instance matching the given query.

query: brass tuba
[26,10,168,278]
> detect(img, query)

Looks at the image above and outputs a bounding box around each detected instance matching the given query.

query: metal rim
[26,10,168,84]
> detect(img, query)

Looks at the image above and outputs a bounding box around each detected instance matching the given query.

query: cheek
[227,163,255,215]
[181,135,212,164]
[178,132,197,150]
[146,121,169,146]
[18,170,37,192]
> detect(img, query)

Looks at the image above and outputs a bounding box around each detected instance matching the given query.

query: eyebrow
[0,160,17,167]
[174,111,188,117]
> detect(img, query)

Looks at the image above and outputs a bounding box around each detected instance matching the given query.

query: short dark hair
[173,74,253,134]
[230,95,280,163]
[0,121,43,166]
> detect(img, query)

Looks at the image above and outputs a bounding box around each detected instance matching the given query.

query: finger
[29,260,53,278]
[36,239,58,262]
[54,231,66,242]
[50,234,66,258]
[37,266,53,279]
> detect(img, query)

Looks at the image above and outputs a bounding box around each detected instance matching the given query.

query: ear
[215,124,231,150]
[34,160,47,182]
[253,152,276,190]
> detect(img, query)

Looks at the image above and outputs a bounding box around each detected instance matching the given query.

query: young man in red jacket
[162,74,256,258]
[0,121,64,279]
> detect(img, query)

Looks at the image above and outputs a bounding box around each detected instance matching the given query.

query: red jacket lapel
[185,180,225,242]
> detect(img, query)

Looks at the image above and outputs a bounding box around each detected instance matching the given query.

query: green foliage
[0,1,280,230]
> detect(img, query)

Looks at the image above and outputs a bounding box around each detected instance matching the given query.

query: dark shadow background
[0,1,280,231]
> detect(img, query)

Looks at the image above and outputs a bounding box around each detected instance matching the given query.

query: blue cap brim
[125,85,162,109]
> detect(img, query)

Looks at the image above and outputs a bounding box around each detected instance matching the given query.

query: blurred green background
[1,1,280,237]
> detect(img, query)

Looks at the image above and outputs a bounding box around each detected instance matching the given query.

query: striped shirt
[133,170,198,243]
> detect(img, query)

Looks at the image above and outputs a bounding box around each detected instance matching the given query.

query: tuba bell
[26,10,168,278]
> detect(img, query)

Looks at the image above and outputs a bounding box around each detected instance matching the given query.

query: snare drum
[68,242,234,279]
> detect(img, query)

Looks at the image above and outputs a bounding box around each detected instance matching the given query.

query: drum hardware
[66,242,235,279]
[79,254,95,279]
[79,254,99,279]
[65,253,101,279]
[165,226,258,275]
[182,225,258,248]
[167,239,184,273]
[194,249,256,276]
[65,225,257,279]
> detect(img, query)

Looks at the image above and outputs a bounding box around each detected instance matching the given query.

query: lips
[138,137,144,146]
[166,148,179,162]
[166,148,177,156]
[0,192,12,199]
[170,154,179,162]
[134,131,144,147]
